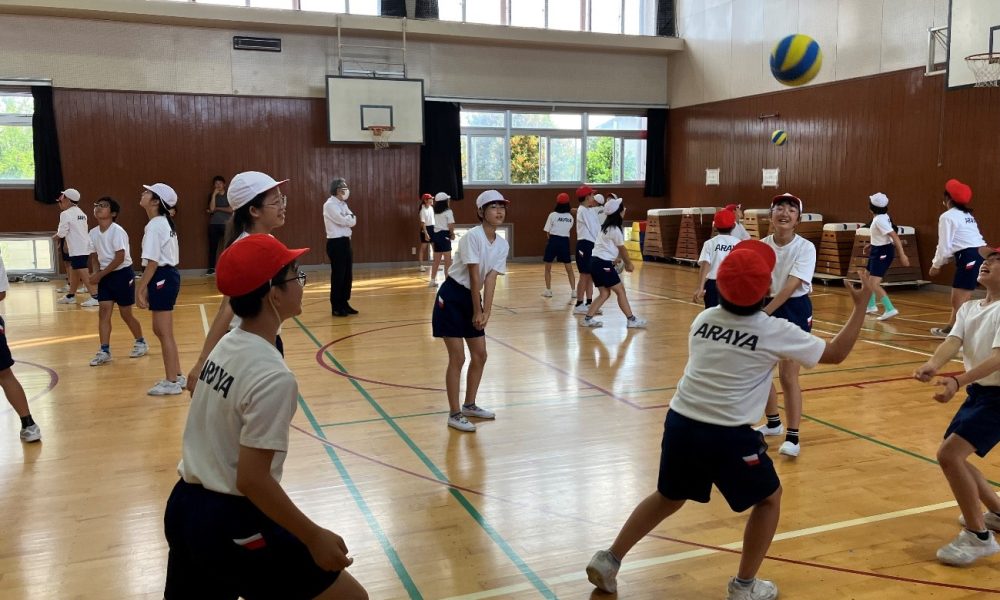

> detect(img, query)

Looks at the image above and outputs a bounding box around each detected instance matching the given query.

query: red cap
[945,179,972,205]
[556,192,570,204]
[717,240,776,307]
[771,193,803,213]
[724,203,740,211]
[713,209,737,230]
[576,185,595,198]
[421,193,433,200]
[217,234,309,297]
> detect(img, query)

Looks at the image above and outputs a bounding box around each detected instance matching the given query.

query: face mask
[339,189,350,201]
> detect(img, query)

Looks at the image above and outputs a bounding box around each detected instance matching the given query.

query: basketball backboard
[325,76,424,144]
[947,0,1000,88]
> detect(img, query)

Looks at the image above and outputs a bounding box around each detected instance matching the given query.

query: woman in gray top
[206,175,232,275]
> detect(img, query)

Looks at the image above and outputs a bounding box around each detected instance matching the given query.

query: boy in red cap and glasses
[929,178,986,338]
[164,235,367,600]
[587,240,872,600]
[693,208,741,308]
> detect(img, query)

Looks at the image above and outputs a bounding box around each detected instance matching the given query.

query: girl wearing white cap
[137,182,183,396]
[864,193,909,321]
[429,192,455,287]
[580,196,647,329]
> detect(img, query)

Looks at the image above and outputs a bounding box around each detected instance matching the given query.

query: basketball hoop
[369,125,394,149]
[966,53,1000,87]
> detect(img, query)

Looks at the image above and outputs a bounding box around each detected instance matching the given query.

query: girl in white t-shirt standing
[419,193,435,272]
[581,197,646,329]
[863,193,910,321]
[136,183,183,396]
[429,192,455,287]
[541,192,576,298]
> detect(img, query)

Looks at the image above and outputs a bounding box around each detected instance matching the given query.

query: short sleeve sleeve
[950,302,971,341]
[239,372,298,451]
[788,239,816,283]
[872,214,893,236]
[446,210,455,226]
[543,213,555,233]
[772,318,826,368]
[113,227,129,253]
[463,229,484,264]
[141,223,163,263]
[698,240,712,263]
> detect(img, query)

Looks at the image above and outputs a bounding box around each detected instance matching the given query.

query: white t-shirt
[951,299,1000,387]
[932,208,986,269]
[434,209,455,232]
[668,308,826,426]
[593,226,625,261]
[698,234,741,279]
[323,196,356,239]
[57,205,91,256]
[448,226,509,289]
[0,254,7,294]
[763,234,815,298]
[544,211,574,238]
[177,328,298,495]
[732,222,751,241]
[141,216,179,267]
[869,214,894,246]
[420,205,435,227]
[88,223,132,271]
[576,206,601,243]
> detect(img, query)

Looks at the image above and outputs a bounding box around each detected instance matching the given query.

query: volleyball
[770,34,822,86]
[771,130,788,145]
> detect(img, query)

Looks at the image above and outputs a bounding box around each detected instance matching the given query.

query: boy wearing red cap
[573,185,601,313]
[694,209,741,308]
[542,192,576,298]
[726,203,751,241]
[929,179,986,337]
[164,234,367,600]
[586,240,872,600]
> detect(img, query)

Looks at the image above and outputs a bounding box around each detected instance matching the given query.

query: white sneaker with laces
[447,413,476,432]
[56,296,77,304]
[541,289,553,298]
[55,284,70,293]
[129,341,149,358]
[778,440,800,457]
[755,423,784,436]
[726,577,778,600]
[930,327,951,338]
[936,529,1000,566]
[581,318,603,328]
[89,351,112,366]
[177,375,187,388]
[573,304,589,314]
[958,511,1000,531]
[80,297,100,308]
[865,305,879,315]
[19,424,41,443]
[586,550,620,594]
[877,308,899,321]
[627,316,648,329]
[148,380,183,396]
[461,404,495,419]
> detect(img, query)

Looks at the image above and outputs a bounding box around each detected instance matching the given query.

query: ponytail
[150,193,176,234]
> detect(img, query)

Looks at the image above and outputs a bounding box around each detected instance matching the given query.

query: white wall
[669,0,951,108]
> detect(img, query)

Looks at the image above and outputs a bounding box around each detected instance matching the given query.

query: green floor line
[295,396,422,599]
[295,317,557,599]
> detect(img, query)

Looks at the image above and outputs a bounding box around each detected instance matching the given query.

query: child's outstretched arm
[931,347,1000,403]
[914,336,963,382]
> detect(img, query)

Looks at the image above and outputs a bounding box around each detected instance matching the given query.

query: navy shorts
[422,224,434,244]
[767,294,812,332]
[703,278,719,308]
[147,266,180,311]
[658,410,780,513]
[164,479,341,600]
[944,384,1000,457]
[543,235,571,263]
[953,247,985,291]
[0,316,13,371]
[432,229,452,253]
[575,240,595,274]
[69,255,89,270]
[867,243,895,278]
[97,266,136,306]
[432,277,484,339]
[590,257,622,288]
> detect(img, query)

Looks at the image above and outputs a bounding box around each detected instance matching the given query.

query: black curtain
[656,0,676,36]
[31,86,64,205]
[420,101,463,200]
[380,0,406,17]
[380,0,438,18]
[414,0,438,18]
[643,108,667,197]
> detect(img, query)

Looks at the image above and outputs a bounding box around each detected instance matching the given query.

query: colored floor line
[2,359,59,414]
[294,316,557,600]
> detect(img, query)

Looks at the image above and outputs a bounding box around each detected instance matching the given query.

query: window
[465,0,502,25]
[436,1,656,35]
[509,0,544,28]
[548,0,582,31]
[589,0,622,34]
[299,0,346,12]
[249,0,296,8]
[0,237,55,274]
[461,108,646,186]
[0,93,34,186]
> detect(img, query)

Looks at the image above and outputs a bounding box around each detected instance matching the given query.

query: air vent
[233,36,282,52]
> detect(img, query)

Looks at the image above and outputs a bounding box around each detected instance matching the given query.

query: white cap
[228,171,289,210]
[434,192,451,202]
[143,183,178,208]
[60,188,81,203]
[604,196,623,214]
[593,193,605,205]
[476,190,509,209]
[869,192,889,208]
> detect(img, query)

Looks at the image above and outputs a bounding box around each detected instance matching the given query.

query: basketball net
[369,126,394,150]
[966,53,1000,87]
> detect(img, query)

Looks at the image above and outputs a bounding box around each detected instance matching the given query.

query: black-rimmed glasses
[265,194,288,209]
[279,270,307,287]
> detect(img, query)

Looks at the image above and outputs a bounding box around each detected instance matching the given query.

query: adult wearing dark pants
[206,175,231,275]
[323,177,356,317]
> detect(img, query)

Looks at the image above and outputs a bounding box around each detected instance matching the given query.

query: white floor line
[199,303,209,335]
[440,499,959,600]
[812,318,942,339]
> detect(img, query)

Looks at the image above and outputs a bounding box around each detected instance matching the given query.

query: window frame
[0,89,35,189]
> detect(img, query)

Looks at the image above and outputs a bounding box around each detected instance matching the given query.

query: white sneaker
[19,424,41,443]
[419,265,427,272]
[959,512,1000,531]
[56,296,77,304]
[177,375,187,388]
[461,404,495,419]
[586,550,620,594]
[80,297,100,308]
[77,286,87,293]
[936,529,1000,566]
[726,577,778,600]
[573,304,589,314]
[541,289,553,298]
[148,380,183,396]
[877,308,899,321]
[55,284,69,293]
[627,316,648,329]
[778,440,800,457]
[428,280,438,287]
[447,413,476,432]
[755,423,784,436]
[581,318,603,328]
[865,305,879,315]
[129,341,149,358]
[930,327,951,338]
[89,351,112,366]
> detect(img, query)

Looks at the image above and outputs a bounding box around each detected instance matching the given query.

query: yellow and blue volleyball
[770,129,787,145]
[770,34,822,86]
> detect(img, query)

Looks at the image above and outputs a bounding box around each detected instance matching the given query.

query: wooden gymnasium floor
[2,260,999,599]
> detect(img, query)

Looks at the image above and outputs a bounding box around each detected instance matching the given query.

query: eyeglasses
[94,202,111,209]
[279,270,307,287]
[264,194,287,209]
